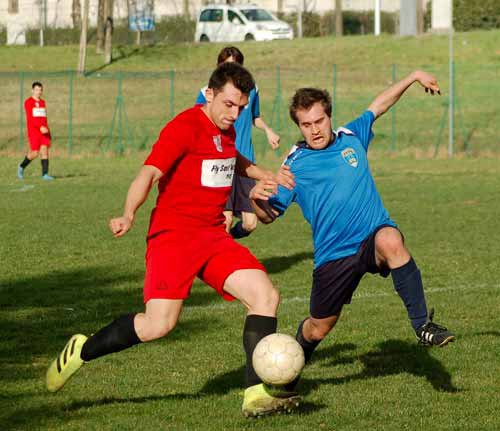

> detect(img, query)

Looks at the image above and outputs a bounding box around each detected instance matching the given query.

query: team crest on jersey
[213,135,223,152]
[341,148,358,168]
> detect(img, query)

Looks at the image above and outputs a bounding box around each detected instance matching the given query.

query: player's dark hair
[32,81,43,89]
[217,46,244,66]
[208,62,254,96]
[289,88,332,125]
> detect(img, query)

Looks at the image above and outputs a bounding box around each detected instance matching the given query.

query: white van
[195,4,294,42]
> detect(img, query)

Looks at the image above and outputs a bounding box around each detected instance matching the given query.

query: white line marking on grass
[182,283,500,313]
[10,185,35,192]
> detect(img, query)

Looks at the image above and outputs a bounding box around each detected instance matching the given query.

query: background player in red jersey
[46,63,299,417]
[17,82,54,180]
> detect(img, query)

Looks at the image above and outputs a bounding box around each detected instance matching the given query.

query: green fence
[0,63,498,157]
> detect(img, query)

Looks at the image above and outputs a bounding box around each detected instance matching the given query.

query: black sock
[20,157,31,169]
[243,314,277,388]
[230,221,251,239]
[284,318,321,391]
[41,159,49,175]
[80,314,142,361]
[391,257,428,331]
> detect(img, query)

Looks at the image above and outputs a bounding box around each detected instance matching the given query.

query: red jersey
[144,105,237,236]
[24,97,50,138]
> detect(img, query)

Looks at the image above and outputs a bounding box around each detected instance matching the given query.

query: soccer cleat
[42,174,54,180]
[46,334,87,392]
[416,308,455,347]
[17,166,24,180]
[242,383,301,418]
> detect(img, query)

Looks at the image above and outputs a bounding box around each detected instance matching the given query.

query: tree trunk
[104,0,114,65]
[96,0,105,54]
[77,0,89,74]
[417,0,424,34]
[183,0,189,18]
[335,0,343,36]
[71,0,82,29]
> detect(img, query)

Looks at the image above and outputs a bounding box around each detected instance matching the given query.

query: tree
[335,0,343,36]
[71,0,82,29]
[77,0,89,74]
[96,0,105,54]
[104,0,114,65]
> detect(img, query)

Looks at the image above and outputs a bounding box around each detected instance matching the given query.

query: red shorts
[143,228,266,303]
[28,133,51,151]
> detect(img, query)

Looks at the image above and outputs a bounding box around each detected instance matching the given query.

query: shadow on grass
[300,339,459,393]
[85,46,142,76]
[261,251,313,275]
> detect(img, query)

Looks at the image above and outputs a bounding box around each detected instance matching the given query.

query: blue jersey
[269,111,396,268]
[196,86,260,162]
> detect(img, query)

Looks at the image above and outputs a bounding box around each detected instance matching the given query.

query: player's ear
[205,88,214,104]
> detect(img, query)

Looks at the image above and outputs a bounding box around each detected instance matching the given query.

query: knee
[308,318,337,341]
[139,319,176,342]
[30,151,39,159]
[250,285,280,314]
[242,218,258,233]
[376,228,407,260]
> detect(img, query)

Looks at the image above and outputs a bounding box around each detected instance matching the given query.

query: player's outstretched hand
[109,216,133,238]
[250,179,278,201]
[274,165,295,190]
[415,71,441,95]
[266,128,280,150]
[40,126,49,134]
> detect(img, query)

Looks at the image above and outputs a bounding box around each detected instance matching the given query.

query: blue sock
[391,258,428,331]
[230,221,251,239]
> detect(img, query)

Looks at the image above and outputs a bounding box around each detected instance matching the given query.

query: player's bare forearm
[368,70,441,118]
[254,117,280,149]
[110,165,162,237]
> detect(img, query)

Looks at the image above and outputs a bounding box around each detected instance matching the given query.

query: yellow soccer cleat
[242,383,301,418]
[46,334,87,392]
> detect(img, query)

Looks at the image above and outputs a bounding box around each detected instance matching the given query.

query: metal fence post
[391,64,397,152]
[68,70,74,157]
[19,71,24,152]
[169,70,175,119]
[117,72,124,154]
[332,64,337,129]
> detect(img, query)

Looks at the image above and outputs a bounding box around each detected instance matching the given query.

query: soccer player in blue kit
[196,47,280,239]
[250,70,455,385]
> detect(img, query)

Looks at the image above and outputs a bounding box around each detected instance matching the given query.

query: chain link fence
[0,62,498,157]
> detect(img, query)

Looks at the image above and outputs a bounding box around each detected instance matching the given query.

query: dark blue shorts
[225,175,256,215]
[310,224,400,319]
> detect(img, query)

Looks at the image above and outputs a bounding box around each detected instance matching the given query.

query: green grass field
[1,30,499,155]
[1,155,500,430]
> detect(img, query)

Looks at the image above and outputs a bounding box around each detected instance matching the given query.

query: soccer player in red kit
[46,63,300,417]
[17,82,54,180]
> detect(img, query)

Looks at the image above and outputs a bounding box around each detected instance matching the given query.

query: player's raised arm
[109,165,163,238]
[368,70,441,119]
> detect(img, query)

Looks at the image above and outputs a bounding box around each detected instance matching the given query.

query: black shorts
[225,175,256,215]
[310,224,399,319]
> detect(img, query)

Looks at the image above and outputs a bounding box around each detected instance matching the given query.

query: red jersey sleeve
[144,120,192,174]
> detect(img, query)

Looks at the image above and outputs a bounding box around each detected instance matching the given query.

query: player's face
[205,82,249,131]
[295,102,333,150]
[32,86,43,99]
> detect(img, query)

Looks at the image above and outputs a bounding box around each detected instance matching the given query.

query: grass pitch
[1,155,499,430]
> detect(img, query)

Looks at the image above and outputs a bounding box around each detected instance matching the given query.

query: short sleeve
[268,184,296,216]
[343,110,375,150]
[195,88,206,105]
[252,88,260,119]
[144,122,190,174]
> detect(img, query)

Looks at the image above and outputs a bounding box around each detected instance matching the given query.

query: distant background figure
[196,46,280,239]
[17,82,54,180]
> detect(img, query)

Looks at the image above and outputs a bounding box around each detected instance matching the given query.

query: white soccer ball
[252,333,305,386]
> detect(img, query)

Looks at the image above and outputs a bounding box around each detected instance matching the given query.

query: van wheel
[244,33,255,41]
[200,34,210,42]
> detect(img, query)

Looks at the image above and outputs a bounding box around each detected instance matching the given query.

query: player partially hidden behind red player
[45,62,300,417]
[17,81,54,180]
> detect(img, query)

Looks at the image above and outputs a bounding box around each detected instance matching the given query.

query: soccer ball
[252,333,305,386]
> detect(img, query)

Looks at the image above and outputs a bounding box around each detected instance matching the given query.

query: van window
[228,10,244,25]
[240,9,274,22]
[200,9,223,22]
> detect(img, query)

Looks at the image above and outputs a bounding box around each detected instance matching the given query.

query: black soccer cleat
[416,308,455,347]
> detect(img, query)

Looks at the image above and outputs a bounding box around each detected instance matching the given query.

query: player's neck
[32,95,41,101]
